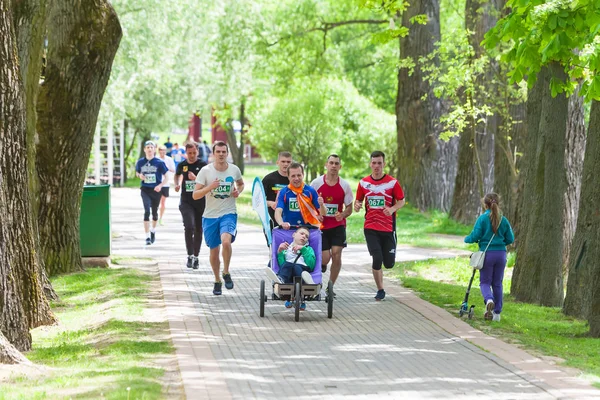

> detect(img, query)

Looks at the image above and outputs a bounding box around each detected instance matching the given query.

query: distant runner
[135,141,169,245]
[174,143,207,269]
[262,151,292,229]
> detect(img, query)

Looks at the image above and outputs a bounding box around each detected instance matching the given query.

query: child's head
[483,193,500,210]
[292,227,310,246]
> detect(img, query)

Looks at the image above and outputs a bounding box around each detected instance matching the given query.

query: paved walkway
[111,188,599,400]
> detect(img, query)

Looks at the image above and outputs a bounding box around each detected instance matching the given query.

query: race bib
[145,174,156,184]
[288,197,299,212]
[185,180,195,192]
[367,195,385,209]
[213,181,232,198]
[325,203,338,216]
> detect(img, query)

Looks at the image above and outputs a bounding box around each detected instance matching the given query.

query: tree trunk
[12,0,60,302]
[450,119,482,223]
[562,87,586,274]
[0,332,30,364]
[1,2,54,353]
[563,100,599,330]
[224,101,246,173]
[238,101,247,174]
[36,0,122,276]
[495,100,525,226]
[397,0,458,212]
[510,63,568,306]
[449,0,500,223]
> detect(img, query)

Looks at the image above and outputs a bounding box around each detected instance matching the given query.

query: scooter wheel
[459,309,465,317]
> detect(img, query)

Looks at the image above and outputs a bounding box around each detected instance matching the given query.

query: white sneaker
[492,312,501,322]
[485,299,495,320]
[264,267,282,283]
[301,271,315,284]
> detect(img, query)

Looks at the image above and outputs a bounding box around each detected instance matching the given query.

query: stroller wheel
[259,280,266,318]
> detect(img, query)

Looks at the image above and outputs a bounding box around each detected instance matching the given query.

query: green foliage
[248,77,395,180]
[419,32,492,140]
[485,0,600,100]
[358,0,408,13]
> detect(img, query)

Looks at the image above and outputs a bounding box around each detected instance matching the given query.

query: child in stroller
[267,226,316,310]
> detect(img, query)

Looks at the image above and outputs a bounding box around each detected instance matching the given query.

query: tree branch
[266,19,388,47]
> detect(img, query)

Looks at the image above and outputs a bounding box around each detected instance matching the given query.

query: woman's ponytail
[484,193,501,234]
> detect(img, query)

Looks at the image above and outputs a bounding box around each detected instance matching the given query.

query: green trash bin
[80,185,111,257]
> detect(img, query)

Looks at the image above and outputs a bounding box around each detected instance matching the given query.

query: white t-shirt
[196,163,243,218]
[159,155,176,186]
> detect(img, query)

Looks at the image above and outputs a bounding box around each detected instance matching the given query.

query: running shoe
[485,299,495,320]
[192,256,199,270]
[158,219,164,226]
[145,237,152,246]
[285,300,293,308]
[492,311,501,322]
[301,271,315,284]
[223,273,234,290]
[213,282,222,295]
[186,255,193,268]
[375,289,386,301]
[150,231,156,243]
[300,303,306,311]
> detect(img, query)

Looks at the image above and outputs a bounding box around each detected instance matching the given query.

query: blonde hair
[483,193,501,234]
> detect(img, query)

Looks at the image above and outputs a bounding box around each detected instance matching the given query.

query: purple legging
[479,250,507,314]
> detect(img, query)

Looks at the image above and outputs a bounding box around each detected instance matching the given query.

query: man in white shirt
[193,141,244,295]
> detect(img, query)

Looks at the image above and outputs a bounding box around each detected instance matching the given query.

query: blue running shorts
[203,213,238,249]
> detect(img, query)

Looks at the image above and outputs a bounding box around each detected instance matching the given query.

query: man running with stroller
[274,162,323,229]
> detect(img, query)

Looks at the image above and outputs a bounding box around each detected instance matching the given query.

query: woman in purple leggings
[464,193,515,321]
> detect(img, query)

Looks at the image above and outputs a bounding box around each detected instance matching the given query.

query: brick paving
[111,188,600,400]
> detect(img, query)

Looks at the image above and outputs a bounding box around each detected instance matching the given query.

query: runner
[262,151,292,229]
[310,154,353,296]
[193,141,244,295]
[135,141,169,245]
[354,150,405,301]
[171,143,185,168]
[274,162,322,229]
[157,145,176,226]
[174,143,207,269]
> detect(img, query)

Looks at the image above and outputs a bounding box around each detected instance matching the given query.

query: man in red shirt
[311,154,354,297]
[354,150,405,301]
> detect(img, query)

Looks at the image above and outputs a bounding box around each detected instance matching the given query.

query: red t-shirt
[355,174,404,232]
[310,176,354,230]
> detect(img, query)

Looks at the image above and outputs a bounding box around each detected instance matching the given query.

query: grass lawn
[394,256,600,387]
[0,266,179,400]
[240,165,474,249]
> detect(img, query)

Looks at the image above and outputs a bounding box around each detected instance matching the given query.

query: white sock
[150,227,156,233]
[146,232,151,238]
